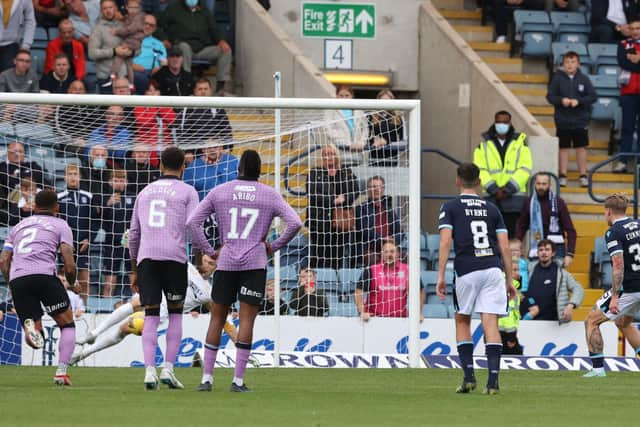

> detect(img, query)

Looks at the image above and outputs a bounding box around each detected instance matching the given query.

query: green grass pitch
[0,366,638,426]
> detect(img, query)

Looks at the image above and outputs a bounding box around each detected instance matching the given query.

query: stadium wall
[12,316,619,367]
[235,0,335,98]
[419,1,557,230]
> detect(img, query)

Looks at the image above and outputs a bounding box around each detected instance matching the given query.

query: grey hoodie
[0,0,35,48]
[88,16,124,79]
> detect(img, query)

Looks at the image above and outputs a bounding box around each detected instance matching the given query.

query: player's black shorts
[212,269,267,306]
[58,243,89,270]
[137,260,188,306]
[9,274,70,324]
[557,128,589,149]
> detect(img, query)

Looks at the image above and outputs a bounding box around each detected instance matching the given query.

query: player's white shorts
[454,267,508,316]
[596,290,640,320]
[183,264,213,313]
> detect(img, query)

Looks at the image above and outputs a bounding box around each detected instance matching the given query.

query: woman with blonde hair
[368,89,406,166]
[305,143,360,269]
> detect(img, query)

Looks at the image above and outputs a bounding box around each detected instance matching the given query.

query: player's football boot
[455,379,476,394]
[24,319,44,349]
[76,331,96,345]
[144,371,159,390]
[229,382,252,393]
[483,387,500,395]
[583,369,607,378]
[159,368,184,389]
[53,374,72,386]
[69,350,83,366]
[197,381,213,392]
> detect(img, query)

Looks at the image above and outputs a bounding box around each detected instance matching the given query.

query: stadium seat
[513,10,553,57]
[591,97,621,126]
[27,145,57,183]
[278,232,308,267]
[47,26,59,40]
[601,261,613,289]
[16,123,55,142]
[550,11,590,43]
[30,47,46,75]
[0,226,9,242]
[268,264,299,290]
[552,42,591,70]
[422,304,448,319]
[0,121,14,137]
[426,293,453,306]
[85,61,98,93]
[593,237,610,265]
[337,268,363,293]
[588,43,618,74]
[421,270,438,287]
[328,294,358,317]
[86,297,122,313]
[315,268,339,292]
[32,27,49,49]
[590,74,619,98]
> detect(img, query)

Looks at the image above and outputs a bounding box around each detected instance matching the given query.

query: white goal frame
[0,93,422,368]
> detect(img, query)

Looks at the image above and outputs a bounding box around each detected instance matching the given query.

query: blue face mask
[495,123,510,135]
[92,158,107,169]
[185,0,198,7]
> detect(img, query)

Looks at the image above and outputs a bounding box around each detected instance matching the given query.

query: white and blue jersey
[438,194,507,277]
[605,217,640,293]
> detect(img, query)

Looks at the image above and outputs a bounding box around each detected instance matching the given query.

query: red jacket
[619,39,640,96]
[133,106,177,167]
[44,38,86,81]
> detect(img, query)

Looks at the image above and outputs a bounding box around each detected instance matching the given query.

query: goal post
[0,92,422,368]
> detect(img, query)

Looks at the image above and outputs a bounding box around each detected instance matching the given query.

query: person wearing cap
[152,45,194,97]
[155,0,232,93]
[132,14,167,95]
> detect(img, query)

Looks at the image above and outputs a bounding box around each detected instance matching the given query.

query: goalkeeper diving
[72,255,257,366]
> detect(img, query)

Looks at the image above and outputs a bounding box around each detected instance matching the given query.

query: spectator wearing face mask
[81,144,111,197]
[473,110,532,237]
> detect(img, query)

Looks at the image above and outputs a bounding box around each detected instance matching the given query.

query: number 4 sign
[324,39,352,70]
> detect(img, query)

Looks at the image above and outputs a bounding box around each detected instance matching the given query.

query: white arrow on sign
[355,10,373,34]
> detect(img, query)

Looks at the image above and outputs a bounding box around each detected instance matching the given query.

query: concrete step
[567,203,634,215]
[469,41,511,55]
[561,188,632,204]
[482,57,523,73]
[498,73,549,84]
[589,140,608,150]
[439,9,482,25]
[511,88,548,106]
[573,272,590,287]
[506,82,549,91]
[575,235,596,255]
[453,25,494,42]
[567,159,621,172]
[572,306,592,321]
[574,219,609,237]
[432,0,467,10]
[583,288,604,305]
[527,105,553,116]
[567,170,634,184]
[566,253,590,274]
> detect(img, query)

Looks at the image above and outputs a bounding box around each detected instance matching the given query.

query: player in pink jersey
[0,190,77,386]
[129,146,200,390]
[187,150,302,392]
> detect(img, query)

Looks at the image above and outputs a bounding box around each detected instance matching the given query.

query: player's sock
[486,343,503,389]
[92,303,135,337]
[457,341,475,382]
[202,343,219,381]
[58,325,75,370]
[590,352,605,372]
[83,327,125,359]
[233,342,251,386]
[142,315,160,368]
[165,313,183,368]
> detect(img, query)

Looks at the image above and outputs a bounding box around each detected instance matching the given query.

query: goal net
[0,93,421,368]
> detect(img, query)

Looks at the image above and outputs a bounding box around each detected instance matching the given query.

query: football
[126,312,145,336]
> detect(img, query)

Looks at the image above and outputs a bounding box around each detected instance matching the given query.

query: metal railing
[420,148,462,201]
[587,153,640,219]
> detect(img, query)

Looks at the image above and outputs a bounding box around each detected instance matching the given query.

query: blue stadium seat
[16,123,55,142]
[550,12,590,43]
[593,237,610,265]
[590,74,619,97]
[421,270,438,287]
[0,226,9,242]
[272,264,299,290]
[47,26,59,40]
[514,10,553,57]
[30,47,46,75]
[278,232,308,267]
[601,262,612,289]
[591,97,621,126]
[32,27,49,49]
[315,268,339,292]
[328,294,358,317]
[552,42,591,69]
[0,121,14,137]
[86,297,121,313]
[338,268,363,293]
[27,145,57,183]
[85,61,98,93]
[588,43,618,74]
[422,304,448,319]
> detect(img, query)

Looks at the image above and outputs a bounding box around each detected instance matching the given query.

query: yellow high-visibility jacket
[473,132,532,194]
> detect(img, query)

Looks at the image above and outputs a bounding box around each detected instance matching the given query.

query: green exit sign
[302,2,376,39]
